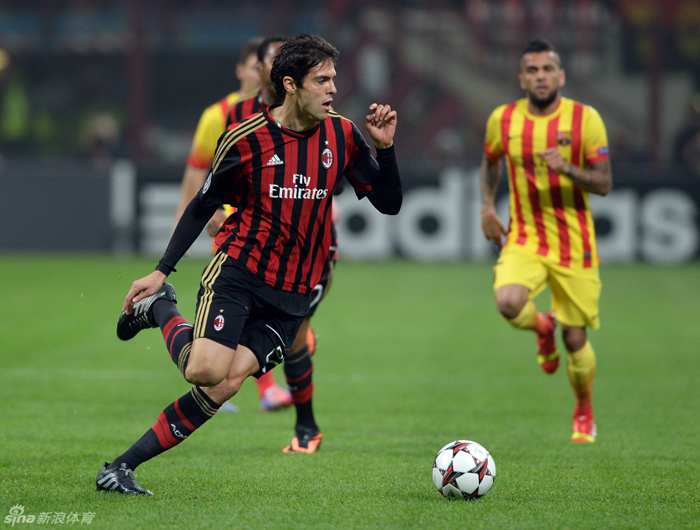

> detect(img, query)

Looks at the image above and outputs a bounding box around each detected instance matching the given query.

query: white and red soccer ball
[432,440,496,499]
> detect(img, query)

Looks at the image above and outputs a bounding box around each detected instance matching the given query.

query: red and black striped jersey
[223,90,343,260]
[159,105,402,295]
[225,90,265,129]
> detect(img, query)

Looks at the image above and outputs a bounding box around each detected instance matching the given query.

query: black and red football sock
[283,345,317,431]
[111,386,220,470]
[152,300,193,377]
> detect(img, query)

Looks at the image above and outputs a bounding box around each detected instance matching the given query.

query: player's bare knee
[562,326,586,352]
[495,286,528,319]
[184,364,226,387]
[495,297,524,319]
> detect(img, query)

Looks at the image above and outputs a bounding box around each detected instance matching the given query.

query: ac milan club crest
[321,147,333,169]
[213,314,225,331]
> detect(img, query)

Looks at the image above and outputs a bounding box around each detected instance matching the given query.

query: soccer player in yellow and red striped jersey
[480,39,612,444]
[174,37,295,412]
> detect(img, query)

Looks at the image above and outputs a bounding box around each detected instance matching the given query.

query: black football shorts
[194,252,309,376]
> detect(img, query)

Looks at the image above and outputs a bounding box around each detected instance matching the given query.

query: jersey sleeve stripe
[212,114,266,173]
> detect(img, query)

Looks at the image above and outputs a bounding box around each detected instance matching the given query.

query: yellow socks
[567,341,596,404]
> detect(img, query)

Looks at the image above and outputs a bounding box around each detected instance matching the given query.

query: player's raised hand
[123,270,167,314]
[365,103,397,149]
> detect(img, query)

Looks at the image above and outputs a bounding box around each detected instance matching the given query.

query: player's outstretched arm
[365,103,396,149]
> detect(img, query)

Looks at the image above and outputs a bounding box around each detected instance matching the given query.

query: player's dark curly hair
[270,34,340,99]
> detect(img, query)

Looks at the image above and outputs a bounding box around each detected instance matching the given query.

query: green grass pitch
[0,255,698,529]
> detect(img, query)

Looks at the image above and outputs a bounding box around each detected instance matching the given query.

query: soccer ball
[432,440,496,499]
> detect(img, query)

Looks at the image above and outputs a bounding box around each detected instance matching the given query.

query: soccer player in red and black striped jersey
[480,39,612,444]
[174,37,293,414]
[216,36,342,453]
[181,37,296,413]
[96,33,401,495]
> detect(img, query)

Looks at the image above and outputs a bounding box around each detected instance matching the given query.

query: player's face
[260,42,284,86]
[236,54,261,94]
[296,59,337,123]
[519,51,565,111]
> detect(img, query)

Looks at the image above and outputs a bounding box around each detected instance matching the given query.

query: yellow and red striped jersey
[186,91,242,170]
[484,97,609,269]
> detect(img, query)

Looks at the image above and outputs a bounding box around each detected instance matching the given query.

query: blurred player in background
[174,37,294,413]
[479,38,612,443]
[202,35,288,240]
[176,37,262,221]
[97,33,402,495]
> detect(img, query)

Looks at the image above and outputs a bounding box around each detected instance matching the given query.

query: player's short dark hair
[522,38,556,56]
[239,37,263,64]
[257,36,288,64]
[270,34,340,99]
[521,38,561,68]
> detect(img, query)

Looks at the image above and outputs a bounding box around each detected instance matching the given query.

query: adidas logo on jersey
[267,154,284,166]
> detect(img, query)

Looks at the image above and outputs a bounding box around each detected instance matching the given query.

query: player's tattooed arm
[562,158,612,196]
[480,156,502,206]
[479,157,507,248]
[537,148,612,196]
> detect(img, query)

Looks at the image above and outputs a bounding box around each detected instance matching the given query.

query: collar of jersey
[521,96,565,119]
[264,105,322,139]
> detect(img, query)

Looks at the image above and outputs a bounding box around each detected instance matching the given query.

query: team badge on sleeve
[321,148,333,169]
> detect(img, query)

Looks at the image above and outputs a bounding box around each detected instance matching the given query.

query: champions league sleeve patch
[203,172,212,194]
